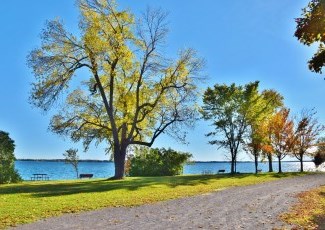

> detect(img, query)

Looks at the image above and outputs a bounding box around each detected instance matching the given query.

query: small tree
[0,131,21,183]
[291,109,324,172]
[269,108,294,173]
[63,148,79,179]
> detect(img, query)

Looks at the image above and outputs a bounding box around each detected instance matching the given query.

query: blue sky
[0,0,323,161]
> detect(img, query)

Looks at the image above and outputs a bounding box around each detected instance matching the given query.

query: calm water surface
[15,161,316,180]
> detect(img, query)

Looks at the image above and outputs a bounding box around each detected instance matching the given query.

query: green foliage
[314,137,325,166]
[295,0,325,73]
[201,82,260,169]
[128,147,192,176]
[0,131,21,184]
[63,148,79,178]
[201,81,283,174]
[314,152,325,166]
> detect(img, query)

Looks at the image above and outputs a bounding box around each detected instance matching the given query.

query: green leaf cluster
[0,131,21,184]
[201,81,283,173]
[295,0,325,73]
[314,137,325,166]
[128,147,192,176]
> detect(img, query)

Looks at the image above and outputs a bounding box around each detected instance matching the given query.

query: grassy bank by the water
[0,172,309,229]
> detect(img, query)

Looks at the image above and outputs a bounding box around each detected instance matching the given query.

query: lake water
[15,161,317,180]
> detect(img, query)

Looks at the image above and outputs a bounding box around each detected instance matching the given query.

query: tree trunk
[231,157,235,174]
[235,158,237,173]
[278,156,282,173]
[112,146,127,179]
[254,154,258,174]
[267,153,273,172]
[300,154,304,172]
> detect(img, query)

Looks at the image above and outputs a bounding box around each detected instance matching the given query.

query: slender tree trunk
[278,156,282,173]
[267,153,273,172]
[300,154,304,172]
[230,159,235,174]
[230,153,236,174]
[254,153,258,174]
[235,157,237,173]
[113,146,127,179]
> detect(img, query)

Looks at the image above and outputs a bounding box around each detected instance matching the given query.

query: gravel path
[15,174,325,230]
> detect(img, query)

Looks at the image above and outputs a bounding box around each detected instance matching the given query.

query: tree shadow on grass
[0,172,307,198]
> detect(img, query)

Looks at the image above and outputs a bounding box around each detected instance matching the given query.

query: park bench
[257,169,262,173]
[79,174,93,179]
[31,174,50,181]
[217,169,226,174]
[202,170,213,175]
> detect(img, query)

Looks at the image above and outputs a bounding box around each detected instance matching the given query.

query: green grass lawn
[0,172,308,229]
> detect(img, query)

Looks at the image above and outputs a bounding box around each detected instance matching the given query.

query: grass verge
[281,185,325,229]
[0,172,308,229]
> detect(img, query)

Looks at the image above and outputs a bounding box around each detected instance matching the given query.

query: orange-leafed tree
[269,108,294,173]
[292,109,324,172]
[261,137,274,172]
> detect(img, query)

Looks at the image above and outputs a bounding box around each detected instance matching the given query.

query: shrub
[314,137,325,167]
[128,147,192,176]
[313,152,325,167]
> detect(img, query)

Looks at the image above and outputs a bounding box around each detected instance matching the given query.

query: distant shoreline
[16,159,112,163]
[16,159,312,163]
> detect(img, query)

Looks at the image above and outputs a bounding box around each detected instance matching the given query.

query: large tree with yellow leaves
[28,0,203,179]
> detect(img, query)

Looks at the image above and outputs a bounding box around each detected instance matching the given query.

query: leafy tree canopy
[28,0,203,179]
[201,81,283,174]
[295,0,325,73]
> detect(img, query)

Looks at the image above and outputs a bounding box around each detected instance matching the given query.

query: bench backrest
[79,174,93,178]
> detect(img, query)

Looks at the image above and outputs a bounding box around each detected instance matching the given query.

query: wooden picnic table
[31,174,50,181]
